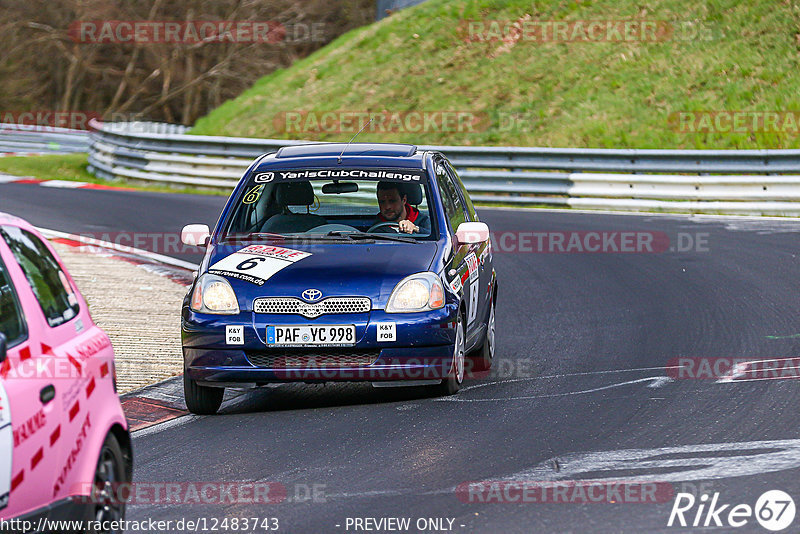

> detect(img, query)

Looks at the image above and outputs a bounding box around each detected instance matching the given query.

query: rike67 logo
[669,490,795,531]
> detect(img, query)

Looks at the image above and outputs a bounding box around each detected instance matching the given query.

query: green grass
[0,154,227,195]
[191,0,800,149]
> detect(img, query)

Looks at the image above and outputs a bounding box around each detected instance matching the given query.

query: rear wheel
[471,298,496,372]
[430,313,465,396]
[184,374,224,415]
[89,433,127,533]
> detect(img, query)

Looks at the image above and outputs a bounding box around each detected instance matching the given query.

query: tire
[471,298,496,372]
[88,433,127,534]
[184,374,224,415]
[430,312,465,396]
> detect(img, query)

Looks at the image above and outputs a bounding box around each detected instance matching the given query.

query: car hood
[205,241,439,309]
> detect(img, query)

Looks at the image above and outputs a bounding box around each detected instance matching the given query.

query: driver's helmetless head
[376,182,407,221]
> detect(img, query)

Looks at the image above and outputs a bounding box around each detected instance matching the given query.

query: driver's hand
[398,220,419,234]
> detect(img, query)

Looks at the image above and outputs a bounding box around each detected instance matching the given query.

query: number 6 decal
[468,279,479,325]
[236,257,266,271]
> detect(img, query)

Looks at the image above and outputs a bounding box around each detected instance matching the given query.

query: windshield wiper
[224,232,351,242]
[327,231,417,243]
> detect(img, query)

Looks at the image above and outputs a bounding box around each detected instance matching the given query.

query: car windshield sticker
[448,274,463,295]
[466,252,479,283]
[252,169,426,183]
[226,325,244,345]
[376,322,397,342]
[242,184,264,204]
[209,245,312,286]
[0,382,11,511]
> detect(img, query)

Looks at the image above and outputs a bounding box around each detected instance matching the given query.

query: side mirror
[455,222,489,245]
[181,224,211,247]
[0,333,7,364]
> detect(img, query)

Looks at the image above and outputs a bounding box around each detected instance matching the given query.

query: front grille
[253,297,371,318]
[247,349,380,368]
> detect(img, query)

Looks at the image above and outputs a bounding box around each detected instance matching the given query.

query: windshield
[222,168,436,241]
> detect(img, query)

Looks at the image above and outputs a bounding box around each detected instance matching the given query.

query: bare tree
[0,0,373,125]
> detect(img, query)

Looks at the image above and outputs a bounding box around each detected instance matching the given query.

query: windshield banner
[252,168,426,183]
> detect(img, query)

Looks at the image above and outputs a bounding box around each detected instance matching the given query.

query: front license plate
[266,325,356,346]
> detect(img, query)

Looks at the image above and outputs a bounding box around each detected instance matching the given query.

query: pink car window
[0,256,26,347]
[0,226,79,328]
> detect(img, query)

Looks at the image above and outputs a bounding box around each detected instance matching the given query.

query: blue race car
[180,143,497,414]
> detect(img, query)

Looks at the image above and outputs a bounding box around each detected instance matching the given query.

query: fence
[7,119,800,215]
[0,123,90,155]
[376,0,430,20]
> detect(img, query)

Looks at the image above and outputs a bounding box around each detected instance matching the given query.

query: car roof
[0,212,36,232]
[275,143,417,159]
[255,143,428,172]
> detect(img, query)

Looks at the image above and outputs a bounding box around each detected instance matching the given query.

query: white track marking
[37,226,199,270]
[437,376,671,402]
[496,438,800,483]
[646,376,673,388]
[719,375,800,384]
[39,180,90,188]
[460,365,680,393]
[0,174,28,183]
[717,357,800,383]
[132,414,200,438]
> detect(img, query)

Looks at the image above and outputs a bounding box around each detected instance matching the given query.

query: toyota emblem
[302,288,323,302]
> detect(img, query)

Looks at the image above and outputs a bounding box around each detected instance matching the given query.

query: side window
[435,160,466,233]
[0,226,79,328]
[445,161,478,222]
[0,256,27,348]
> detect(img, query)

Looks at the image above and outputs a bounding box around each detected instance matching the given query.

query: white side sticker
[468,279,479,325]
[0,382,11,511]
[466,252,479,283]
[448,275,463,295]
[209,245,311,286]
[226,325,244,345]
[480,241,491,262]
[376,323,397,342]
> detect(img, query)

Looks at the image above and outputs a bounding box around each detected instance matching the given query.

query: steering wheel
[367,221,401,233]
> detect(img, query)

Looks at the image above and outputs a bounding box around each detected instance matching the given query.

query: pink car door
[0,226,72,517]
[0,241,62,519]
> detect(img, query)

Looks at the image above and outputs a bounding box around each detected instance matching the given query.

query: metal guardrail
[376,0,430,20]
[83,120,800,215]
[0,123,90,154]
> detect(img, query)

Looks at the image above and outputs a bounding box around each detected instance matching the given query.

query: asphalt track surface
[4,184,800,533]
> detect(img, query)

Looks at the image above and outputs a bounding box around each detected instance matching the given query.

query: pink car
[0,213,131,529]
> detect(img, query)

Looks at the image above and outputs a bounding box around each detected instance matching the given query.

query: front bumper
[182,304,459,385]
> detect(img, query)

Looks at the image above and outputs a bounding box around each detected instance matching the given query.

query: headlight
[190,274,240,314]
[386,272,445,313]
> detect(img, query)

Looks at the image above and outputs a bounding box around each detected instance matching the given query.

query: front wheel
[184,374,224,415]
[430,313,465,396]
